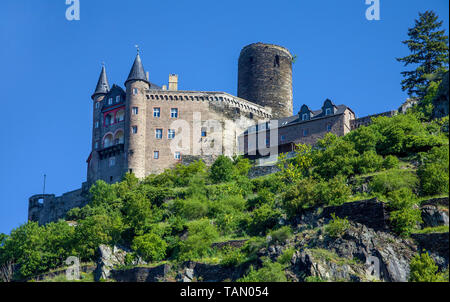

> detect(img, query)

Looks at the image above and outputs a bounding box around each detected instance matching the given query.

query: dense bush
[237,260,287,282]
[324,214,350,238]
[132,233,167,262]
[268,226,292,244]
[353,151,384,174]
[369,170,419,196]
[210,155,234,183]
[417,145,449,196]
[409,251,448,282]
[247,204,282,236]
[178,219,219,260]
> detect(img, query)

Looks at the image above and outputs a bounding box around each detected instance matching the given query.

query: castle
[28,42,396,225]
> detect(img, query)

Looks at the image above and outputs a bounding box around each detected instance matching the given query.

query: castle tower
[124,52,149,178]
[88,64,110,183]
[238,43,293,118]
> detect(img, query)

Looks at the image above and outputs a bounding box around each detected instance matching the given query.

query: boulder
[421,205,449,228]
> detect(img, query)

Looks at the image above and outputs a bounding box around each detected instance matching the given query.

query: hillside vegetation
[0,105,448,282]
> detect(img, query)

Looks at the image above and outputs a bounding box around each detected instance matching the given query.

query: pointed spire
[125,49,149,86]
[92,63,110,100]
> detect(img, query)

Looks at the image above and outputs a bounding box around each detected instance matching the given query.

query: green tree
[132,233,167,262]
[210,155,234,183]
[178,219,219,260]
[397,11,449,98]
[417,145,449,196]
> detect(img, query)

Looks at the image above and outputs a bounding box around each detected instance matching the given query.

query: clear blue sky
[0,0,448,234]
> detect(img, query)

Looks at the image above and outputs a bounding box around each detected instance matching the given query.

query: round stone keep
[238,43,293,118]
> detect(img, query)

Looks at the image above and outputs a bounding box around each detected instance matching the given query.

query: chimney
[162,85,167,91]
[168,74,178,91]
[146,72,149,81]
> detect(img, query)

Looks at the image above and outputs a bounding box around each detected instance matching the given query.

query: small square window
[132,107,139,115]
[171,108,178,118]
[168,129,175,139]
[201,128,207,137]
[303,129,309,137]
[109,157,116,167]
[154,151,159,159]
[132,126,138,134]
[153,108,160,117]
[155,129,163,139]
[281,135,286,142]
[174,152,181,160]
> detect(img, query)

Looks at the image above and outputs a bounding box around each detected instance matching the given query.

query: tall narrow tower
[124,52,150,178]
[238,43,293,118]
[88,64,110,184]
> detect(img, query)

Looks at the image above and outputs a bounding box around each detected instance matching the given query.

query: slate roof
[125,53,149,85]
[92,65,110,99]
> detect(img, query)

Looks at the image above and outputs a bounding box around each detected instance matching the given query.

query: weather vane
[135,44,140,54]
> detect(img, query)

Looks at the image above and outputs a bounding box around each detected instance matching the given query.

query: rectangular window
[174,152,181,160]
[95,142,99,149]
[155,129,163,139]
[154,151,159,159]
[327,124,332,132]
[171,108,178,118]
[302,113,309,121]
[108,98,113,105]
[325,108,332,116]
[116,96,121,103]
[280,135,286,142]
[133,88,138,95]
[95,102,100,109]
[201,128,207,137]
[132,126,138,134]
[303,129,309,137]
[132,107,139,115]
[109,157,116,167]
[95,121,99,128]
[168,129,175,139]
[153,108,160,117]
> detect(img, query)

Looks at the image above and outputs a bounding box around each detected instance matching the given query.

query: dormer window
[325,108,332,116]
[302,113,309,121]
[108,98,113,105]
[116,96,121,103]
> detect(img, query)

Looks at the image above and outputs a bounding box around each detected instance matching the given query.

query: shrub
[324,214,350,238]
[178,219,219,260]
[369,170,418,196]
[210,155,234,183]
[383,155,399,170]
[386,188,418,211]
[237,260,287,282]
[344,126,381,154]
[389,208,422,237]
[241,237,267,262]
[282,177,318,218]
[268,226,293,244]
[247,204,282,236]
[409,251,448,282]
[131,233,167,262]
[247,188,275,210]
[172,198,208,221]
[233,156,252,177]
[353,151,384,174]
[277,247,296,265]
[417,145,449,196]
[220,246,246,267]
[314,175,351,206]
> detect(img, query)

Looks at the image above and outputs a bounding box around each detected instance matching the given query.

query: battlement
[144,90,273,118]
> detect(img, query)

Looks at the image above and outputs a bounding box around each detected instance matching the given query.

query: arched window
[115,110,125,123]
[114,131,124,145]
[103,134,113,148]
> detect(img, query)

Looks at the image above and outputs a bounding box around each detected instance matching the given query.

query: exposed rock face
[421,205,449,228]
[411,233,449,270]
[94,245,146,281]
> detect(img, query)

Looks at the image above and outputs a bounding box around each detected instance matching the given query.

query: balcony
[98,143,124,160]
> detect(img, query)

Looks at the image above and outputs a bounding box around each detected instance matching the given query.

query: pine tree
[397,11,449,98]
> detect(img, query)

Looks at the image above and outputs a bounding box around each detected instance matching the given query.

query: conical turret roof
[125,53,149,85]
[92,65,110,99]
